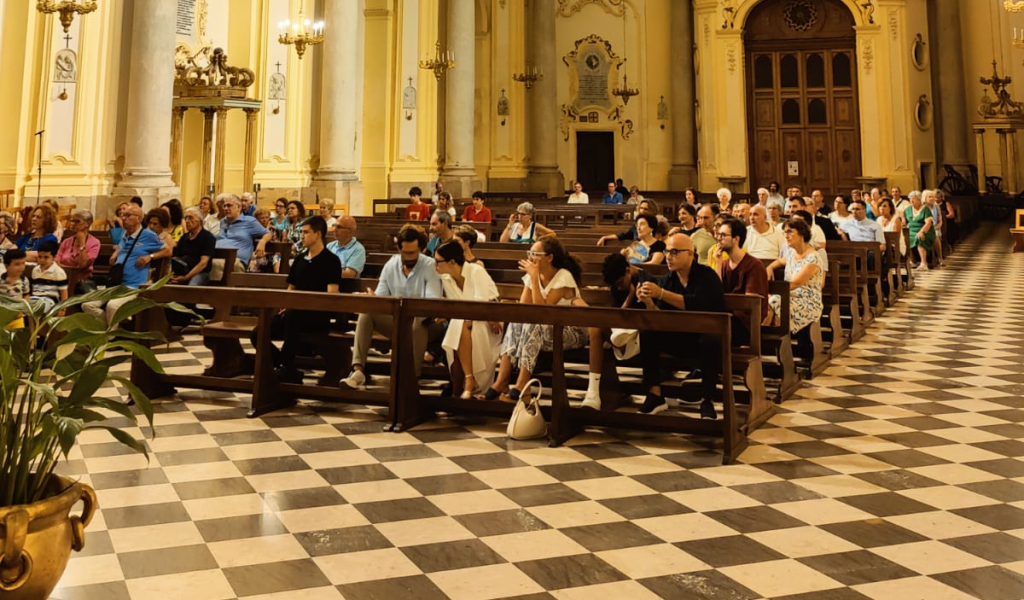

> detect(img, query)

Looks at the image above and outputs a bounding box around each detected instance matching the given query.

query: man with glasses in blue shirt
[635,232,727,419]
[340,224,442,390]
[326,215,366,278]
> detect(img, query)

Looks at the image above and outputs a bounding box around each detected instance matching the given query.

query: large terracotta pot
[0,475,97,600]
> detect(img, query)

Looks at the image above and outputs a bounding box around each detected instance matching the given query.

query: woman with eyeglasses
[433,241,503,399]
[482,236,588,401]
[499,202,554,244]
[281,200,306,250]
[270,198,289,232]
[765,219,823,341]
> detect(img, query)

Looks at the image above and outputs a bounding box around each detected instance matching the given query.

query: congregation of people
[0,178,955,417]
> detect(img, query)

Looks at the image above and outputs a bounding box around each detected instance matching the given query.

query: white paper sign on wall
[787,161,799,176]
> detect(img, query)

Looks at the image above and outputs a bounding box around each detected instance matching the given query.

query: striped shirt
[30,263,68,302]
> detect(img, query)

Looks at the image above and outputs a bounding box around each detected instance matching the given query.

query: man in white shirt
[567,182,589,204]
[839,200,886,252]
[744,205,785,259]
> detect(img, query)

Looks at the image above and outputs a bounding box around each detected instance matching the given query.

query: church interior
[1,1,1023,600]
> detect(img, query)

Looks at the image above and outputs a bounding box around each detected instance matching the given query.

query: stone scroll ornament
[560,34,633,141]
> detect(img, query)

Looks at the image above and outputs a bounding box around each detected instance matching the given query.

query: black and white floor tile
[50,223,1024,600]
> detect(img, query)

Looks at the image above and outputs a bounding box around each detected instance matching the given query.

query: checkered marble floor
[50,223,1024,600]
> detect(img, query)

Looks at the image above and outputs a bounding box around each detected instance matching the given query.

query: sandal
[460,376,479,400]
[481,387,501,401]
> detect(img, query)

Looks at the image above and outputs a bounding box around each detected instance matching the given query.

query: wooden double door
[746,44,861,195]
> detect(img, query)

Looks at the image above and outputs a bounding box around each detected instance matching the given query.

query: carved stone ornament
[858,0,875,24]
[861,39,874,73]
[175,0,212,69]
[721,0,737,29]
[557,0,634,18]
[782,0,818,32]
[175,47,256,99]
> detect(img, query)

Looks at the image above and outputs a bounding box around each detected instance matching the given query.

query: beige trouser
[352,313,430,377]
[82,296,133,327]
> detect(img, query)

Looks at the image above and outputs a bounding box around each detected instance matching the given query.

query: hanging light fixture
[419,41,455,80]
[36,0,97,34]
[612,8,640,105]
[278,0,324,60]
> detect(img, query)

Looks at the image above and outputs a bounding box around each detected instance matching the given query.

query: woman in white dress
[434,241,503,398]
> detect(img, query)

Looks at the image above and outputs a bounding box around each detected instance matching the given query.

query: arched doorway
[745,0,860,195]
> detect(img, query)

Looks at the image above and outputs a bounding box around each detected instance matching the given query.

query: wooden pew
[829,241,885,318]
[396,298,762,464]
[138,285,406,422]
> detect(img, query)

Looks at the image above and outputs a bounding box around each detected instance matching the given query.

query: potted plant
[0,278,188,599]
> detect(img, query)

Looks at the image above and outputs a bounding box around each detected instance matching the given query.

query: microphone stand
[35,130,44,204]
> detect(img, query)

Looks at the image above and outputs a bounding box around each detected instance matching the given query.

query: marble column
[668,0,698,189]
[200,108,215,199]
[115,0,179,206]
[213,107,229,195]
[931,0,969,168]
[441,0,479,197]
[313,0,363,212]
[528,0,563,197]
[169,107,187,186]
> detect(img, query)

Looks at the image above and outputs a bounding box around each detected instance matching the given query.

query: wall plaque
[564,35,623,114]
[176,0,196,40]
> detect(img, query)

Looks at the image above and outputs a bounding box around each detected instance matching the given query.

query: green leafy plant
[0,277,192,507]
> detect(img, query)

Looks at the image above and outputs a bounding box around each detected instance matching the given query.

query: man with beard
[340,224,442,389]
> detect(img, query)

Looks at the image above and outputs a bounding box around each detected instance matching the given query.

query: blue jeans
[187,272,210,286]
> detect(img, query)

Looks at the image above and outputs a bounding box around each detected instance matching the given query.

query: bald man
[326,215,366,278]
[635,233,726,419]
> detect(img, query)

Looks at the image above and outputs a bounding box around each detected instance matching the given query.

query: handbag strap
[119,231,141,265]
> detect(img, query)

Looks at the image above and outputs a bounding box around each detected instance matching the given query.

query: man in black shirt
[251,216,342,383]
[172,207,217,285]
[636,232,727,418]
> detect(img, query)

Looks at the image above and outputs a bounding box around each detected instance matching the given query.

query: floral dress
[768,246,823,334]
[904,206,934,251]
[499,268,588,373]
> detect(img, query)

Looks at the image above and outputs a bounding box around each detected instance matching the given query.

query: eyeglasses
[664,248,693,257]
[334,225,351,230]
[526,250,547,259]
[714,232,733,239]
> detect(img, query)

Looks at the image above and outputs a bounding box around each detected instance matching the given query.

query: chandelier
[278,1,324,60]
[1007,2,1024,49]
[36,0,97,34]
[419,41,455,80]
[613,74,639,105]
[513,65,543,90]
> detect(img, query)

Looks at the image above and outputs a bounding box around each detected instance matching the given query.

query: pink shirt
[56,234,101,278]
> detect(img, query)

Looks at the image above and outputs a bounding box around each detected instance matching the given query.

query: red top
[405,203,432,221]
[461,205,492,223]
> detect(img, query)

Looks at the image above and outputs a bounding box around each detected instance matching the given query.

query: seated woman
[453,224,485,268]
[109,201,130,245]
[908,190,937,270]
[161,199,185,242]
[483,236,587,401]
[16,204,60,263]
[499,202,555,244]
[766,219,823,357]
[435,192,457,218]
[877,198,905,257]
[0,212,18,259]
[433,241,503,399]
[621,214,666,265]
[248,208,277,273]
[145,208,177,252]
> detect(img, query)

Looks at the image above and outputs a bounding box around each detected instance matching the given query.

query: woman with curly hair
[16,204,60,262]
[482,235,588,401]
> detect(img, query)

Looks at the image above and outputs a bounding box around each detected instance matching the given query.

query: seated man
[744,205,785,260]
[602,181,624,204]
[251,216,342,383]
[171,207,216,286]
[715,216,769,345]
[404,187,431,221]
[636,233,728,419]
[581,253,646,410]
[462,191,492,223]
[326,215,366,278]
[215,193,272,270]
[838,199,886,269]
[426,210,455,256]
[83,205,171,326]
[340,224,442,390]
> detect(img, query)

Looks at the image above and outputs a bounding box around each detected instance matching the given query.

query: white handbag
[507,378,547,440]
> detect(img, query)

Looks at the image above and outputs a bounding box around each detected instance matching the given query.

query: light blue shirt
[375,253,442,299]
[116,228,166,289]
[840,216,885,245]
[326,237,367,277]
[215,215,268,264]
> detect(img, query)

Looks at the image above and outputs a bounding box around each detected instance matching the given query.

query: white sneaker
[339,370,367,390]
[581,391,602,410]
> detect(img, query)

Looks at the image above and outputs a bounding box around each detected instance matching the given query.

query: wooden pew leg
[742,361,773,429]
[808,322,829,377]
[824,306,848,357]
[773,335,801,402]
[203,337,252,378]
[598,349,631,411]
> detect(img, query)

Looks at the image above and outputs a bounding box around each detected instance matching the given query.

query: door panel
[746,43,861,195]
[575,132,615,192]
